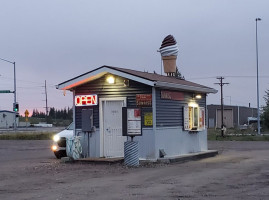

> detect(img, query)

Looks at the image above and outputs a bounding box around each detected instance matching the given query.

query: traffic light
[13,103,19,112]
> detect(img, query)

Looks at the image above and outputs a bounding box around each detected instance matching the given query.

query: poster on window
[183,106,190,130]
[199,107,205,130]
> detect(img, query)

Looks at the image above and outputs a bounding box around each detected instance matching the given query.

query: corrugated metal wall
[207,105,258,128]
[74,75,152,129]
[155,88,206,127]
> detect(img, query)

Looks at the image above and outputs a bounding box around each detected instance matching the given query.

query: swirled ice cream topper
[159,35,179,57]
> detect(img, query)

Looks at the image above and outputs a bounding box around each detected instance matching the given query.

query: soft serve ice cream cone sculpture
[159,35,179,76]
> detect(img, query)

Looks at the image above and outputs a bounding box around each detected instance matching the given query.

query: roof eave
[56,66,155,90]
[154,81,218,94]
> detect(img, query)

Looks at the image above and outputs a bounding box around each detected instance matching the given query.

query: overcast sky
[0,0,268,115]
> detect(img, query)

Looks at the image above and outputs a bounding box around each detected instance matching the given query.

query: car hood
[55,129,74,139]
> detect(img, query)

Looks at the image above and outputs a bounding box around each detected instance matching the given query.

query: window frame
[183,105,205,131]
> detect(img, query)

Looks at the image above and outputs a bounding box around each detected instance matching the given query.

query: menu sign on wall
[161,90,184,101]
[136,94,152,107]
[144,112,153,126]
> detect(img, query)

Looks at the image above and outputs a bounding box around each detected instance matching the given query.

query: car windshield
[66,122,74,130]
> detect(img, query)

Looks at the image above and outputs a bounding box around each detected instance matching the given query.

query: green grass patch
[0,132,56,140]
[208,128,269,141]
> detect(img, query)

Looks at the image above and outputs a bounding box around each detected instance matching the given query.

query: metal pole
[45,80,48,122]
[256,18,261,135]
[14,62,17,130]
[220,78,224,137]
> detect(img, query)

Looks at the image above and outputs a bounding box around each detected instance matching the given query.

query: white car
[51,122,74,159]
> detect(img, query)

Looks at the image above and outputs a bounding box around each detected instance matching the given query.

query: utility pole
[44,80,48,122]
[215,77,229,137]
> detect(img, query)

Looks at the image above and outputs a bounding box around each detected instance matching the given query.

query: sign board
[144,112,153,126]
[136,94,152,107]
[75,94,98,106]
[122,107,142,136]
[161,90,184,101]
[25,109,29,122]
[24,109,29,117]
[0,90,12,93]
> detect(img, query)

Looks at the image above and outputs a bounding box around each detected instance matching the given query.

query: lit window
[184,104,205,131]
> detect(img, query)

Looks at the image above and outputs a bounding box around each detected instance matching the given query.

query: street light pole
[0,57,17,130]
[255,18,261,135]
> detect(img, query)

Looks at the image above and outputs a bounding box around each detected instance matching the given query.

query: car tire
[54,150,67,159]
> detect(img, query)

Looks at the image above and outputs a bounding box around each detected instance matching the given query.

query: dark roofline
[57,65,217,93]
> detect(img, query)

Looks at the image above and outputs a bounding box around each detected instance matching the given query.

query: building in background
[0,110,18,128]
[207,105,258,129]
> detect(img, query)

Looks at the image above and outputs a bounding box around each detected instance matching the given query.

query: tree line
[31,107,73,120]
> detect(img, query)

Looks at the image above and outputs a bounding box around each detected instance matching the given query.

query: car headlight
[51,145,58,151]
[53,135,60,142]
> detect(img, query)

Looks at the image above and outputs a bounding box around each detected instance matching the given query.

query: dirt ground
[0,140,269,200]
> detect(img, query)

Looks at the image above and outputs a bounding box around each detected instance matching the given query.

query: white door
[101,98,126,158]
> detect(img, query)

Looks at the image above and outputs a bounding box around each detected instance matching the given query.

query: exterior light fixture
[195,94,202,99]
[188,102,198,108]
[107,76,115,84]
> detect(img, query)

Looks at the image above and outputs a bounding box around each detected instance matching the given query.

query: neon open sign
[75,94,98,106]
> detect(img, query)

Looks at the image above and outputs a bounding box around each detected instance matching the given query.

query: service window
[184,105,205,131]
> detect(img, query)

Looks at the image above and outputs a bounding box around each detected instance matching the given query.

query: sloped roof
[57,65,217,93]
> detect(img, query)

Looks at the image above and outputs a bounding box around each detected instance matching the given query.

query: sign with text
[75,94,98,106]
[122,107,142,136]
[136,94,152,107]
[144,112,153,126]
[161,90,184,101]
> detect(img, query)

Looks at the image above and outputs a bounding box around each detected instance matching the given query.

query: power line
[188,75,269,80]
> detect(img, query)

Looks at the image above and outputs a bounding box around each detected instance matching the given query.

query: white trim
[57,67,154,90]
[73,91,76,137]
[152,87,157,158]
[152,87,156,133]
[99,97,126,157]
[155,81,217,94]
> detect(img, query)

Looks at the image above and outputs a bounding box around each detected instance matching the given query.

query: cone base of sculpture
[162,56,177,73]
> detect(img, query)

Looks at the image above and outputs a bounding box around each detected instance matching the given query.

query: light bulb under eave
[195,94,202,99]
[107,76,115,84]
[189,102,198,108]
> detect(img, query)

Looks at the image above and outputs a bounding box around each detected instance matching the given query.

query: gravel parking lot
[0,140,269,200]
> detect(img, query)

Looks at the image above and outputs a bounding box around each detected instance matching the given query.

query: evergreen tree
[175,67,184,80]
[261,89,269,129]
[31,107,73,120]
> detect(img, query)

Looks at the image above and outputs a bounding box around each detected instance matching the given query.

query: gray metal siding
[74,75,152,129]
[155,88,206,127]
[207,105,258,128]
